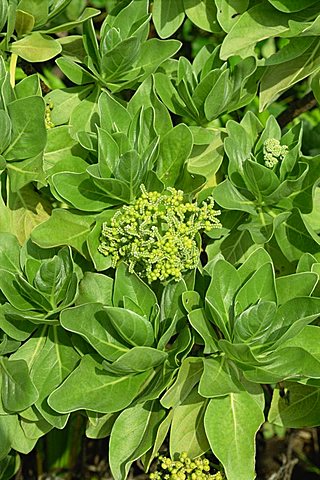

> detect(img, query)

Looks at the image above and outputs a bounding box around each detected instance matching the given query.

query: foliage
[0,1,319,480]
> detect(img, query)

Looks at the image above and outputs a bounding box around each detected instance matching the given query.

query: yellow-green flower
[263,138,288,168]
[99,186,221,283]
[149,453,224,480]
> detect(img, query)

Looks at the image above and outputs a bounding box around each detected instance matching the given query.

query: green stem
[9,53,18,88]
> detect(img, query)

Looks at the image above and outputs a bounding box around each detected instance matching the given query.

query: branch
[277,92,318,128]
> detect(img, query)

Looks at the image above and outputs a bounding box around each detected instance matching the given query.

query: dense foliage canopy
[0,1,320,479]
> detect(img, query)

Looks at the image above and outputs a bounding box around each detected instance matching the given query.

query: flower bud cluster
[99,186,221,283]
[263,138,288,168]
[45,101,55,129]
[149,452,224,480]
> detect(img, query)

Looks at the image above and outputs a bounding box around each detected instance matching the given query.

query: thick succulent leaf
[109,400,166,480]
[204,388,265,480]
[48,354,151,414]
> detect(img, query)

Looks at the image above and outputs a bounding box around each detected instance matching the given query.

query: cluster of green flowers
[263,138,288,168]
[45,101,54,129]
[99,186,221,283]
[149,452,224,480]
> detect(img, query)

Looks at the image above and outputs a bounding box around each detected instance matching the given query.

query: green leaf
[15,10,35,36]
[152,0,185,38]
[60,303,129,361]
[294,156,320,214]
[260,40,320,110]
[268,0,319,12]
[86,412,118,439]
[199,356,242,397]
[102,0,149,43]
[0,357,38,412]
[0,1,8,32]
[0,416,14,460]
[215,0,249,32]
[29,326,79,428]
[235,262,277,316]
[44,126,88,176]
[156,124,193,187]
[40,7,100,33]
[204,388,265,480]
[243,160,280,198]
[113,263,157,319]
[233,301,277,346]
[206,229,254,265]
[206,259,241,337]
[204,70,232,121]
[265,37,314,66]
[48,354,151,413]
[16,0,48,26]
[244,347,320,384]
[69,86,100,138]
[154,72,188,117]
[161,357,203,408]
[8,153,46,193]
[82,18,101,71]
[0,414,37,458]
[0,110,11,154]
[56,57,95,85]
[98,91,131,134]
[275,209,320,262]
[114,150,143,199]
[0,233,20,274]
[269,383,320,427]
[109,400,166,480]
[0,185,51,246]
[276,272,318,304]
[76,272,113,306]
[102,37,140,81]
[87,166,131,202]
[220,3,290,60]
[86,213,113,272]
[0,304,36,341]
[212,179,256,214]
[0,453,20,480]
[128,76,172,136]
[44,85,93,126]
[142,410,173,471]
[170,387,209,459]
[51,172,116,211]
[280,326,320,361]
[270,297,320,347]
[188,308,219,354]
[4,96,46,161]
[238,247,272,283]
[103,347,167,374]
[31,209,94,255]
[33,247,75,306]
[57,35,86,63]
[188,128,224,181]
[103,307,154,348]
[183,0,221,33]
[10,33,62,62]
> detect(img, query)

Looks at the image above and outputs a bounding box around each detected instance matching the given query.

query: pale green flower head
[149,452,224,480]
[263,138,288,168]
[99,186,221,283]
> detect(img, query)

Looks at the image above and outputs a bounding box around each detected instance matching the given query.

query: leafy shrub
[0,1,319,480]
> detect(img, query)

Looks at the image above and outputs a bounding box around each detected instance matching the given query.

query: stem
[9,53,18,88]
[277,91,317,128]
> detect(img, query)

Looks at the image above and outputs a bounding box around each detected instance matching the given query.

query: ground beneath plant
[15,428,320,480]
